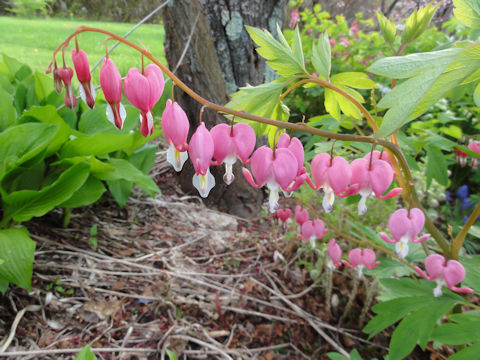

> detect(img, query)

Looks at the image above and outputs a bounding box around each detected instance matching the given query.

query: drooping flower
[210,123,256,185]
[329,38,337,47]
[100,58,125,130]
[379,208,430,258]
[161,99,189,172]
[300,219,327,247]
[468,140,480,169]
[328,239,342,268]
[275,208,292,224]
[350,20,359,40]
[276,133,307,193]
[415,254,473,297]
[348,157,402,215]
[307,153,351,213]
[242,146,298,213]
[455,148,468,167]
[289,11,300,28]
[55,66,77,109]
[295,205,309,227]
[124,64,165,137]
[71,48,96,108]
[343,248,380,277]
[340,38,350,47]
[188,123,215,198]
[363,150,393,170]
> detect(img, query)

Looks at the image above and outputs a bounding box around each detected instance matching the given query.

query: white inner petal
[395,236,410,259]
[167,143,188,172]
[223,163,235,185]
[78,84,87,104]
[433,278,446,297]
[105,103,115,125]
[322,187,335,213]
[268,188,280,213]
[193,168,215,198]
[357,189,371,216]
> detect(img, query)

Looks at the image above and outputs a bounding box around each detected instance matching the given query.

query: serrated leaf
[426,144,448,188]
[454,0,480,29]
[2,163,90,223]
[401,2,439,44]
[246,26,306,76]
[312,32,331,80]
[331,72,377,89]
[324,88,341,120]
[432,319,480,345]
[291,26,305,68]
[0,228,35,291]
[376,11,397,44]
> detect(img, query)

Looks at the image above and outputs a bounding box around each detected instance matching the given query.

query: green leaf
[432,319,480,345]
[33,71,54,102]
[78,104,140,134]
[448,342,480,360]
[0,228,35,291]
[312,31,331,80]
[0,86,16,131]
[454,0,480,29]
[106,179,133,207]
[59,176,106,208]
[324,88,341,120]
[75,344,97,360]
[2,163,90,223]
[461,255,480,293]
[60,133,136,158]
[166,349,178,360]
[0,277,8,294]
[474,82,480,107]
[0,123,58,181]
[95,158,159,196]
[19,105,70,156]
[129,144,157,174]
[291,26,305,69]
[376,11,397,44]
[401,2,439,44]
[426,144,448,188]
[331,72,376,89]
[246,25,306,76]
[53,156,115,175]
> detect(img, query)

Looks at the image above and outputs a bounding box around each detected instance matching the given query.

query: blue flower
[462,198,473,209]
[445,190,451,201]
[456,185,469,200]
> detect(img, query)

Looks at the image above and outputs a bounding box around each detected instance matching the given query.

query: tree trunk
[162,0,287,218]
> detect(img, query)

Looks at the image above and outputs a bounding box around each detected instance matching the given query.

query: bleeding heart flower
[55,66,77,109]
[124,64,165,137]
[415,254,473,297]
[189,123,215,198]
[307,153,351,213]
[161,99,190,172]
[348,157,402,215]
[289,11,300,28]
[275,208,292,224]
[295,205,309,227]
[379,208,430,258]
[455,148,468,167]
[210,123,256,185]
[363,150,394,171]
[242,146,298,213]
[300,219,327,247]
[468,140,480,169]
[343,248,380,277]
[71,48,96,108]
[100,58,125,130]
[328,239,342,269]
[277,133,307,193]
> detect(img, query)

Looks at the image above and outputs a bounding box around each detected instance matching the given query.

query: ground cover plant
[1,0,480,359]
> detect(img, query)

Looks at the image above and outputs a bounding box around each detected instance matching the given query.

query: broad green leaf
[401,2,439,44]
[0,278,8,294]
[53,156,115,175]
[426,144,448,188]
[166,349,178,360]
[474,82,480,107]
[78,104,140,134]
[331,72,376,89]
[246,26,306,76]
[60,133,135,158]
[107,179,133,207]
[20,105,70,156]
[324,88,341,120]
[312,32,331,80]
[0,86,16,131]
[448,342,480,360]
[376,11,396,44]
[389,301,455,360]
[378,278,466,302]
[59,176,106,208]
[34,71,54,102]
[454,0,480,29]
[368,48,461,79]
[129,144,157,174]
[0,123,57,180]
[95,158,159,196]
[2,163,90,223]
[432,319,480,345]
[75,345,97,360]
[0,228,35,291]
[461,255,480,293]
[1,160,46,193]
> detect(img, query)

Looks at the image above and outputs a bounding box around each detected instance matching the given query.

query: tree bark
[162,0,286,218]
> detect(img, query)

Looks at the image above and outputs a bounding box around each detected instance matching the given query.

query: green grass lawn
[0,16,166,79]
